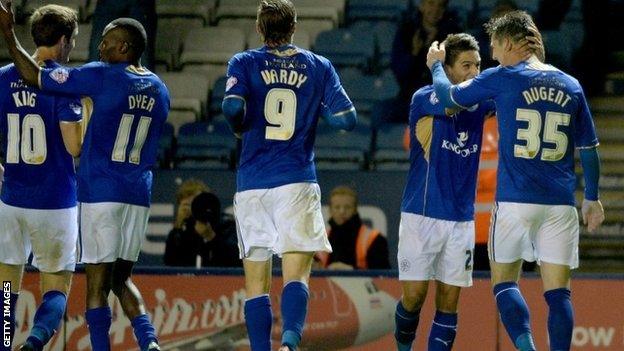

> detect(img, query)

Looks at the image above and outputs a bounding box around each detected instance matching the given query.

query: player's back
[0,62,81,209]
[458,58,598,205]
[78,62,170,207]
[226,45,353,191]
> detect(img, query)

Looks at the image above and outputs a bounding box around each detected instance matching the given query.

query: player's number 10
[514,108,571,162]
[6,113,46,165]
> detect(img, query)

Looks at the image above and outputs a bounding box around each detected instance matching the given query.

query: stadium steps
[579,235,624,273]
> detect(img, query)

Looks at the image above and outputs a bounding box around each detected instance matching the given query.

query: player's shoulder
[412,85,434,105]
[0,62,15,77]
[478,65,504,80]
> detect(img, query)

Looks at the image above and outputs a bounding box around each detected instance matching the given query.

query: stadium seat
[20,0,84,17]
[157,18,203,70]
[340,69,399,114]
[175,121,236,170]
[313,29,374,69]
[296,19,335,46]
[218,18,257,38]
[156,0,217,24]
[215,0,258,21]
[180,27,245,66]
[373,123,410,170]
[181,64,228,92]
[314,122,371,170]
[346,0,408,22]
[167,111,197,136]
[350,21,398,69]
[296,0,343,26]
[160,72,210,119]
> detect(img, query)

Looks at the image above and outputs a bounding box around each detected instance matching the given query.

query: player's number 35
[514,108,571,162]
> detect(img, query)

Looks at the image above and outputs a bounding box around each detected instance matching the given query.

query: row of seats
[158,119,410,171]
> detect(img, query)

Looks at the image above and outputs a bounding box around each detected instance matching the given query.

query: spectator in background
[87,0,156,70]
[387,0,462,123]
[165,191,240,268]
[171,178,208,231]
[475,0,519,69]
[316,186,390,270]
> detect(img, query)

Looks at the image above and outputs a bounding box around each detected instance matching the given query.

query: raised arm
[0,0,41,87]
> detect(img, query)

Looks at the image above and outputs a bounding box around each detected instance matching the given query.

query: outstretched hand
[426,41,446,69]
[582,199,605,233]
[0,0,15,34]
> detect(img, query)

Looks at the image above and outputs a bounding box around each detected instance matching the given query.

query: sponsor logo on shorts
[400,259,411,272]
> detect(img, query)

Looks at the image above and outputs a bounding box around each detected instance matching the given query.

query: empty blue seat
[314,29,374,69]
[340,69,399,114]
[175,121,236,169]
[158,122,174,168]
[373,123,409,170]
[314,122,371,170]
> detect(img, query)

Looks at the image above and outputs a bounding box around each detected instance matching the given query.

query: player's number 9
[264,88,296,141]
[6,113,47,165]
[514,108,570,162]
[111,113,152,164]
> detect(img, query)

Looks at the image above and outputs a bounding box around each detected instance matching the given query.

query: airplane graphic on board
[15,274,396,350]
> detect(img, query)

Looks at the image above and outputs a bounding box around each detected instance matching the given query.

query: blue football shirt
[39,62,170,207]
[0,61,81,209]
[225,45,354,191]
[450,58,598,206]
[401,85,494,221]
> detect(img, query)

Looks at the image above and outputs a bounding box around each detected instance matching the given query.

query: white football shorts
[397,212,475,287]
[0,200,78,272]
[234,182,331,259]
[488,202,579,268]
[79,202,150,264]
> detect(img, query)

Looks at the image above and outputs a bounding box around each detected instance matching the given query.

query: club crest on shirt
[225,76,237,91]
[429,91,439,105]
[69,102,82,115]
[49,67,69,84]
[457,131,469,147]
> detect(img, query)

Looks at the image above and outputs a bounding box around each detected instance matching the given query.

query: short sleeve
[322,59,354,115]
[56,96,82,123]
[574,88,599,148]
[224,53,249,98]
[450,67,500,108]
[40,62,105,96]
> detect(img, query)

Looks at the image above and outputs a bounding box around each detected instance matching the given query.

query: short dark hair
[107,18,147,60]
[257,0,296,46]
[30,4,78,47]
[485,10,535,43]
[442,33,480,66]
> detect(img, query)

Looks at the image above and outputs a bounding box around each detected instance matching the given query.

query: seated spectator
[387,0,462,123]
[316,186,390,270]
[164,181,240,267]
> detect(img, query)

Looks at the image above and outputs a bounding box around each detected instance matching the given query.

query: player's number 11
[111,113,152,164]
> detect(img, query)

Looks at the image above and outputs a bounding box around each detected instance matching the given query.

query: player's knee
[402,291,427,312]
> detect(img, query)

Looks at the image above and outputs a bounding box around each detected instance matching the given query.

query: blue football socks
[131,314,158,351]
[280,281,309,350]
[394,301,420,351]
[25,290,67,350]
[85,306,112,351]
[244,294,272,351]
[428,310,457,351]
[545,288,574,351]
[493,282,536,351]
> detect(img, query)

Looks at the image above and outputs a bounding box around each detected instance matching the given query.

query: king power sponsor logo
[441,131,479,157]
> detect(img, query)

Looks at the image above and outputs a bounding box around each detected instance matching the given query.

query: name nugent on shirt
[260,69,307,88]
[522,86,572,108]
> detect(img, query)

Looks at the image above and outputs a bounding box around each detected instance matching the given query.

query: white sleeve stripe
[224,95,246,102]
[576,142,600,150]
[332,107,356,117]
[449,87,469,109]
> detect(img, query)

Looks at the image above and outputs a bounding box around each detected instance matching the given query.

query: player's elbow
[222,97,245,132]
[341,110,357,131]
